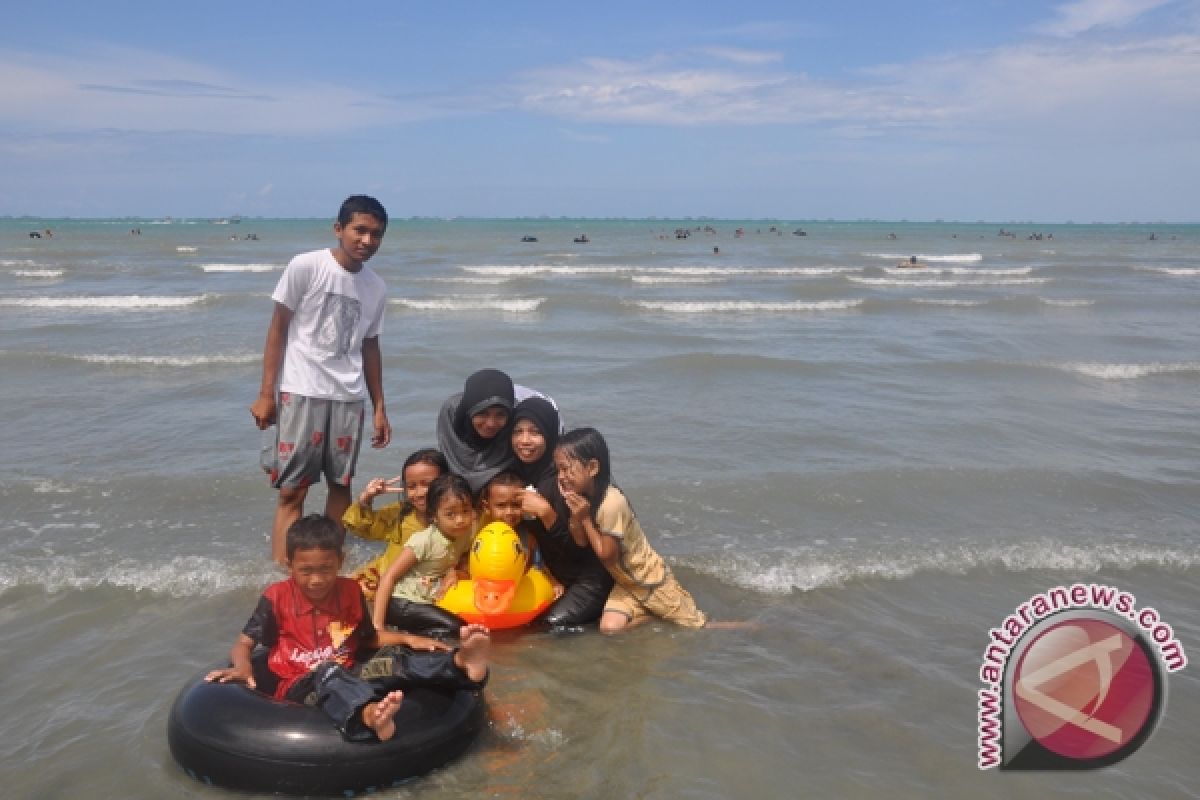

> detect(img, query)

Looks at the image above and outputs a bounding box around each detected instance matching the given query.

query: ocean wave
[0,294,213,310]
[631,275,729,285]
[630,299,863,313]
[423,276,515,285]
[1038,298,1094,307]
[848,276,1048,288]
[911,298,987,307]
[462,265,860,278]
[462,265,630,277]
[881,266,1031,276]
[76,353,259,367]
[198,263,279,273]
[0,556,276,597]
[12,269,65,278]
[1056,362,1200,380]
[175,246,199,253]
[1136,267,1200,276]
[684,541,1199,595]
[864,252,984,263]
[391,296,546,312]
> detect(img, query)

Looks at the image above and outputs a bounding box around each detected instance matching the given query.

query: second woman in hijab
[511,396,613,629]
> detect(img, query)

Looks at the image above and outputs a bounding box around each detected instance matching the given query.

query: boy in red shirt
[206,514,489,741]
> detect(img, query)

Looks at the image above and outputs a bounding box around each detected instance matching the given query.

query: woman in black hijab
[436,369,516,494]
[510,396,613,629]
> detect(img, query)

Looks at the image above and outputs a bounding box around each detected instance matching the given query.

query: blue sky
[2,1,1198,221]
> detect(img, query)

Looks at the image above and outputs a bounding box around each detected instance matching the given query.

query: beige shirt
[389,523,470,604]
[594,486,669,594]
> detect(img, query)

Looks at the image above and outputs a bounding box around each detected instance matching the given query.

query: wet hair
[286,514,344,560]
[556,427,612,513]
[396,448,449,517]
[425,472,474,517]
[483,469,525,501]
[337,194,388,229]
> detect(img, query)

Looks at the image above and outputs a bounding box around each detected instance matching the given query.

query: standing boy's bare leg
[325,480,353,537]
[272,486,307,566]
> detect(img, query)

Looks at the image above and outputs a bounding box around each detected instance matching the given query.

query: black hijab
[511,396,561,490]
[436,369,516,493]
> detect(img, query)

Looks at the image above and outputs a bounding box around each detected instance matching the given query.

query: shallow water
[2,217,1196,798]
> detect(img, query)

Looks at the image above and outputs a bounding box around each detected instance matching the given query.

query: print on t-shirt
[314,292,361,358]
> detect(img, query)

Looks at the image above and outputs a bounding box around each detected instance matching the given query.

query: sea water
[1,217,1197,798]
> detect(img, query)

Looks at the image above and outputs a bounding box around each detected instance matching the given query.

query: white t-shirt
[272,248,387,401]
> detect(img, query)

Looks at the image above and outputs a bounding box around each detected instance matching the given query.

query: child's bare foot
[362,690,403,741]
[455,623,490,683]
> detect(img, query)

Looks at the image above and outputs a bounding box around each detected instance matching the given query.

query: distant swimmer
[897,256,925,269]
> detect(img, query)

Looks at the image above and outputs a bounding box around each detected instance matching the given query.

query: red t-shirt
[242,576,375,699]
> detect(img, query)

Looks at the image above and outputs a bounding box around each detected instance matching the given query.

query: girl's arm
[562,490,619,565]
[372,547,418,629]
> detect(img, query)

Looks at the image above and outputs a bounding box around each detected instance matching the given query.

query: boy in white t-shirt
[252,195,393,565]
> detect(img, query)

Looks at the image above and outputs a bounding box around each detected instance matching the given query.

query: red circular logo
[1012,618,1156,760]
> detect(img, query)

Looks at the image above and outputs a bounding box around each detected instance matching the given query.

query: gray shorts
[261,392,365,490]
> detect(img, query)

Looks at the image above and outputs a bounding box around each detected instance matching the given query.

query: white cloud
[513,32,1200,148]
[516,56,934,127]
[1041,0,1172,37]
[0,45,441,137]
[699,47,784,65]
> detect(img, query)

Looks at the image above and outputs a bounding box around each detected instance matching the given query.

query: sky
[2,0,1198,221]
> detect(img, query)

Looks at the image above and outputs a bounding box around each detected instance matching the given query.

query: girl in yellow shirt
[343,448,447,601]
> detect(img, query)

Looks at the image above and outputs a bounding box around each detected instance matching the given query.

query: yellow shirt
[342,501,425,601]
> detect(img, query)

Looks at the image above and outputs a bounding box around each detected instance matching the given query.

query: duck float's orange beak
[473,578,518,614]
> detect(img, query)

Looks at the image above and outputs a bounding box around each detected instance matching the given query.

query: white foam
[631,275,729,285]
[424,276,515,285]
[912,298,986,307]
[849,276,1047,287]
[0,556,276,597]
[462,265,629,276]
[1038,298,1094,307]
[882,266,1031,276]
[391,296,546,312]
[1138,267,1200,276]
[199,263,279,273]
[175,246,199,253]
[631,299,862,313]
[1059,362,1200,380]
[77,353,259,367]
[461,265,860,278]
[864,252,983,263]
[13,269,65,278]
[683,541,1200,595]
[0,294,211,310]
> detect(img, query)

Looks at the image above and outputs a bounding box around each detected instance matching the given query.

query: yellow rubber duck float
[437,521,557,629]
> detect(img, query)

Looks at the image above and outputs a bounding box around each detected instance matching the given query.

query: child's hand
[561,489,591,521]
[205,664,255,689]
[434,572,459,600]
[521,489,553,520]
[359,475,403,506]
